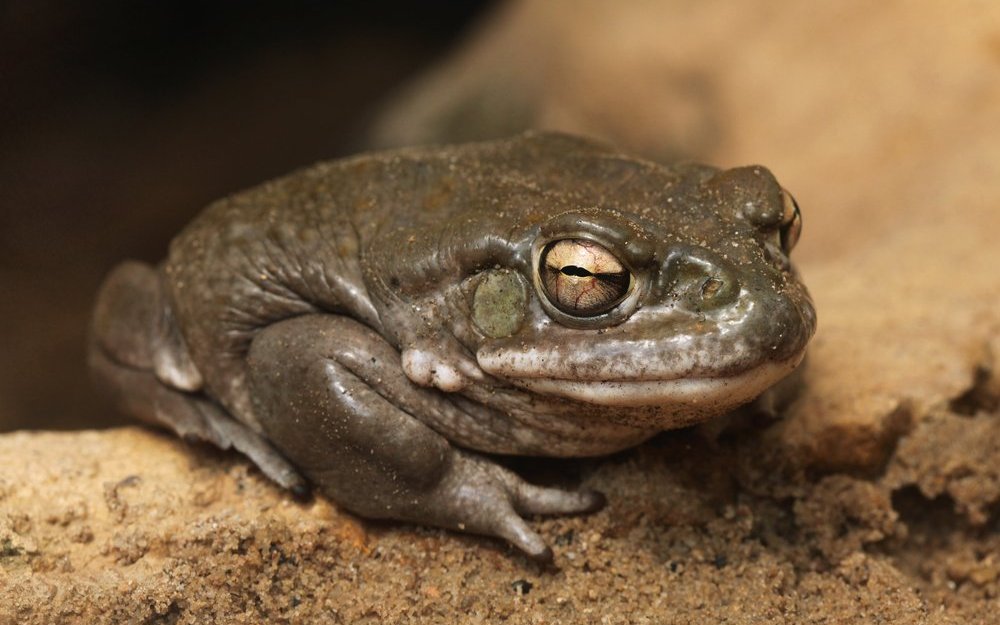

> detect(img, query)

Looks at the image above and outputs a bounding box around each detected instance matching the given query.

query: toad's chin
[487,353,805,413]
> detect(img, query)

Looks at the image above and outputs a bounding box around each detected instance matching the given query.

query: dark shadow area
[949,363,1000,416]
[0,0,495,431]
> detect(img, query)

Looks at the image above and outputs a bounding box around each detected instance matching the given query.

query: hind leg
[89,261,306,493]
[246,314,605,560]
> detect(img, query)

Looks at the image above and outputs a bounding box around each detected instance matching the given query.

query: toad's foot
[420,449,605,561]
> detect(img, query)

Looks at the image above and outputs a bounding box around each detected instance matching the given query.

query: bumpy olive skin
[89,132,815,560]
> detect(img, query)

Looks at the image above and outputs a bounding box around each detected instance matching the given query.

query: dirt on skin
[4,0,1000,623]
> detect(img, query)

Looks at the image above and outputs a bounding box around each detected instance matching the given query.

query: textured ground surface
[3,0,1000,623]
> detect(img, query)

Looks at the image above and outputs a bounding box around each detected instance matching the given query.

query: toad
[90,132,815,560]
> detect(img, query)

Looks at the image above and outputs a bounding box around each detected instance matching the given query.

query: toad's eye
[779,190,802,253]
[539,239,633,316]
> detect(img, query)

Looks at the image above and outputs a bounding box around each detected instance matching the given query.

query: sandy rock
[777,215,1000,472]
[2,424,994,624]
[884,408,1000,526]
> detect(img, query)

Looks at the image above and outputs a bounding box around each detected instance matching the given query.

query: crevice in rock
[891,487,976,536]
[949,343,1000,416]
[875,485,1000,598]
[143,601,182,625]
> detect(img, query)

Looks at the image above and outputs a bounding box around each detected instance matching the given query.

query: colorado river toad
[89,132,815,560]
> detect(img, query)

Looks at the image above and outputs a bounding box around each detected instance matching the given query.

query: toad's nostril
[701,276,724,300]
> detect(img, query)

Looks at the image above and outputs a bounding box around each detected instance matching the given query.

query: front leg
[245,314,603,561]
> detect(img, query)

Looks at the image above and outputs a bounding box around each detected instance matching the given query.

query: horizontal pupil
[559,265,628,285]
[560,265,592,277]
[556,266,630,294]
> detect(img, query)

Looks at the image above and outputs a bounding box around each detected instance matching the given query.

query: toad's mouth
[478,352,805,410]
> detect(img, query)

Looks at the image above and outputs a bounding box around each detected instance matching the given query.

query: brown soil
[2,399,999,623]
[3,1,1000,623]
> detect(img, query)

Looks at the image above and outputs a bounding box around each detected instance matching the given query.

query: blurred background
[0,1,495,431]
